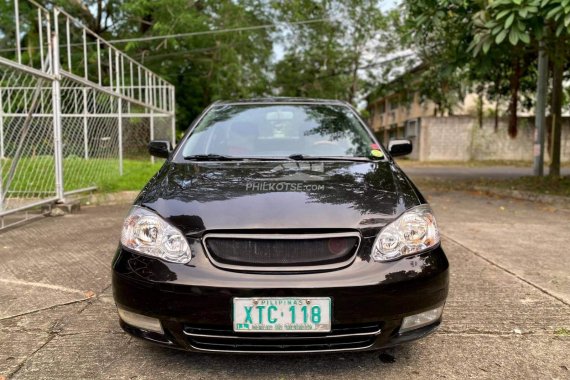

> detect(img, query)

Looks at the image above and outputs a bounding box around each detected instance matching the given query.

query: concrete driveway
[0,191,569,379]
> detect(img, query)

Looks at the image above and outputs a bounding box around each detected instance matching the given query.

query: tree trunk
[348,52,360,105]
[549,46,564,177]
[508,58,521,138]
[494,98,499,132]
[477,94,483,128]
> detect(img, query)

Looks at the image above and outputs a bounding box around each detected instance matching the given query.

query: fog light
[399,306,443,333]
[117,307,163,334]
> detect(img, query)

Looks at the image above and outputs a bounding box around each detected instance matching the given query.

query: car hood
[136,160,422,236]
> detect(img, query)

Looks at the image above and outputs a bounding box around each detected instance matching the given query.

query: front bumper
[112,244,449,353]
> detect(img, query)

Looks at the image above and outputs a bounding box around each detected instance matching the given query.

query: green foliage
[0,0,51,67]
[401,1,487,115]
[2,0,398,129]
[470,0,570,55]
[273,0,395,105]
[118,0,274,129]
[402,0,543,128]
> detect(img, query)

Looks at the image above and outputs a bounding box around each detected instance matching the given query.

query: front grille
[203,232,360,270]
[183,323,381,353]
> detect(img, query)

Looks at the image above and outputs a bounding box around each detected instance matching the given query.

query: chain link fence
[0,0,175,230]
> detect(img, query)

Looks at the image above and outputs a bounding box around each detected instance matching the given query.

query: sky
[272,0,401,61]
[382,0,400,9]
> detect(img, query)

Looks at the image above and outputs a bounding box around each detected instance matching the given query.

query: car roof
[213,97,351,106]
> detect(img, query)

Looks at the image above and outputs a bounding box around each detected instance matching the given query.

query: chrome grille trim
[187,344,376,354]
[183,323,381,353]
[183,327,382,340]
[202,232,361,272]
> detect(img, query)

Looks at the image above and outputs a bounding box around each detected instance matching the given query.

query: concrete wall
[418,116,570,162]
[418,116,473,161]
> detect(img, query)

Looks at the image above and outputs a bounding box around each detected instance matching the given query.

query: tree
[50,0,121,35]
[402,0,538,138]
[273,0,395,105]
[118,0,274,129]
[470,0,570,176]
[404,0,569,176]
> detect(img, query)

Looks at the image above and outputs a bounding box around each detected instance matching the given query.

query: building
[368,91,485,137]
[367,66,490,160]
[366,67,570,162]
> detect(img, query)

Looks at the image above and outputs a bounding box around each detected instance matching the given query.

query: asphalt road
[400,165,570,180]
[0,191,569,379]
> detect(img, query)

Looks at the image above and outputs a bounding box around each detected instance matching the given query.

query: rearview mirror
[388,139,413,157]
[148,140,172,158]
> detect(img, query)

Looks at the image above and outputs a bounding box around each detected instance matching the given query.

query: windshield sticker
[371,149,384,158]
[369,144,384,158]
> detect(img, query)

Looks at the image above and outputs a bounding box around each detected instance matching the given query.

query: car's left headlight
[372,204,440,262]
[120,206,192,264]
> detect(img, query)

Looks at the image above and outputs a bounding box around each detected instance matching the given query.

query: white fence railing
[0,0,175,229]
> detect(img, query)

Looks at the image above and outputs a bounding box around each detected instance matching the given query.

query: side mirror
[388,139,413,157]
[148,140,172,158]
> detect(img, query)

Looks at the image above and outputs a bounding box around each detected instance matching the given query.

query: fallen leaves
[84,290,96,298]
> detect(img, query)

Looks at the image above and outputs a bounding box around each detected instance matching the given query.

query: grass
[414,175,570,197]
[492,175,570,197]
[554,327,570,336]
[1,156,162,195]
[98,159,163,192]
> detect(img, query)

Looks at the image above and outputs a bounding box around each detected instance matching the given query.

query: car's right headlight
[120,206,192,264]
[372,204,440,262]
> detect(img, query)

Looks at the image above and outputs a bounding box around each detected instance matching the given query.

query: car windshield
[179,104,378,159]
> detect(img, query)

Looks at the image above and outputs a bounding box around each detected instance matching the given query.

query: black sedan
[112,98,449,353]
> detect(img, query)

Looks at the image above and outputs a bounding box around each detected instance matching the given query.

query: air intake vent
[203,232,360,271]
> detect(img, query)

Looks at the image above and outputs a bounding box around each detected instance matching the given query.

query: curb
[85,191,139,206]
[474,186,570,209]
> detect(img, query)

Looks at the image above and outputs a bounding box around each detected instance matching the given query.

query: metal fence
[0,0,175,229]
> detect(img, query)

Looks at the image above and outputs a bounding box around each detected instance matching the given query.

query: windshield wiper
[183,154,295,161]
[184,154,375,162]
[288,154,373,162]
[183,154,244,161]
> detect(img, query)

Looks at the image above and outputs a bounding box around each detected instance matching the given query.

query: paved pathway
[0,192,569,379]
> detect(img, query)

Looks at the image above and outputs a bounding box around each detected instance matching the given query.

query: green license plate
[233,297,332,333]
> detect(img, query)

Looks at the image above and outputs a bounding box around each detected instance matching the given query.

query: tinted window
[180,104,376,158]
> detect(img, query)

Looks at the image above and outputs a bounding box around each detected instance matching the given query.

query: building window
[390,99,399,111]
[388,123,398,140]
[405,119,418,138]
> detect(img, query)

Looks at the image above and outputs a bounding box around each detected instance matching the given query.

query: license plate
[233,297,331,333]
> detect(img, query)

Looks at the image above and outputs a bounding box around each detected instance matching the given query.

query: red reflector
[328,238,350,255]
